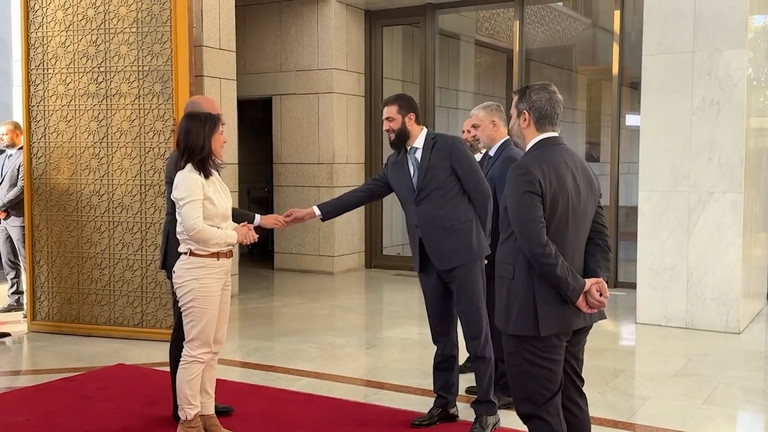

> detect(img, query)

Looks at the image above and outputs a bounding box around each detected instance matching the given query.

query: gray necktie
[1,153,10,177]
[407,146,419,189]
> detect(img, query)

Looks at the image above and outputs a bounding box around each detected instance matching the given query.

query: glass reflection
[380,24,422,258]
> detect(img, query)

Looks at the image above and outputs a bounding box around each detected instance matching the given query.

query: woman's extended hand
[234,222,258,245]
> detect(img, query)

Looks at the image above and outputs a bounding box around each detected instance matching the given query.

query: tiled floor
[1,265,767,431]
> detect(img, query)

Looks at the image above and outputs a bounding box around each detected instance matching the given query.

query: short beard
[388,123,410,153]
[467,140,480,154]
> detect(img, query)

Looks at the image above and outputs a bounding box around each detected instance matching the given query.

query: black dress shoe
[468,414,500,432]
[411,406,459,428]
[214,403,234,416]
[0,332,11,339]
[465,385,477,396]
[458,357,472,374]
[0,304,23,314]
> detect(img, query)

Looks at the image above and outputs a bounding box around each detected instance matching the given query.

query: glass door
[367,11,426,270]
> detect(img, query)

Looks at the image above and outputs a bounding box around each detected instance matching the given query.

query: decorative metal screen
[27,0,174,328]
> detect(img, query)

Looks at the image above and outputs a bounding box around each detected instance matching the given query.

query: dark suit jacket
[495,136,611,336]
[482,139,523,262]
[317,130,492,272]
[159,150,257,279]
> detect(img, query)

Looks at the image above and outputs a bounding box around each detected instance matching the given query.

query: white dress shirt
[474,150,485,161]
[406,126,428,176]
[525,132,559,152]
[173,163,238,254]
[314,127,429,219]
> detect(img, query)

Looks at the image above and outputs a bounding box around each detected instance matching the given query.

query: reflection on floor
[1,266,767,432]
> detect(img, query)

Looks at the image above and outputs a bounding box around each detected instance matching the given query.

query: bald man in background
[462,118,484,162]
[160,96,287,422]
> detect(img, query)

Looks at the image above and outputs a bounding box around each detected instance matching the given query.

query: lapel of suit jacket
[395,150,416,200]
[415,131,436,194]
[483,139,511,176]
[0,148,22,185]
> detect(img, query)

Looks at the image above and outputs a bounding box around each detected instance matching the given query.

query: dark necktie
[1,153,11,177]
[483,154,493,171]
[407,146,419,189]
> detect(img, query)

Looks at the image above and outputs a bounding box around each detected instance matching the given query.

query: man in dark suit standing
[461,102,522,409]
[495,82,611,432]
[283,93,500,432]
[0,121,26,315]
[160,95,287,422]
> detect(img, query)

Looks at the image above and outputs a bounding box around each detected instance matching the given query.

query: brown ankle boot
[177,414,204,432]
[200,414,232,432]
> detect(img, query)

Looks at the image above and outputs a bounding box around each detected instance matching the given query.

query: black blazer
[482,138,523,262]
[159,150,257,279]
[317,130,492,272]
[494,136,611,336]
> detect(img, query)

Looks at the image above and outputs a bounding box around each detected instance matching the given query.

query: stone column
[237,0,366,273]
[636,0,768,333]
[193,0,242,292]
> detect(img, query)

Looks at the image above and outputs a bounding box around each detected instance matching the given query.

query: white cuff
[254,214,261,227]
[312,206,322,219]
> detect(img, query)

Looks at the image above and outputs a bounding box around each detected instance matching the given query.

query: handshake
[576,278,610,314]
[232,209,317,245]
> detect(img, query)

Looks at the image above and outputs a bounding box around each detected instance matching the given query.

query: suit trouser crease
[417,242,497,417]
[484,263,511,396]
[0,223,25,305]
[503,325,592,432]
[173,255,232,421]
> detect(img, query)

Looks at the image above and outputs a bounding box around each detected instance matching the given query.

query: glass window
[434,4,516,138]
[380,24,423,258]
[618,0,643,283]
[523,0,616,274]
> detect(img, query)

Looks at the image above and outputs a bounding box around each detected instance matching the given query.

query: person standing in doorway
[0,121,26,315]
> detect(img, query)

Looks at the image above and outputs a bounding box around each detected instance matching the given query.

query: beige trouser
[173,254,232,421]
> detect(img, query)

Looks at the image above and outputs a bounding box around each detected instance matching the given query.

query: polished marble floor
[1,265,768,432]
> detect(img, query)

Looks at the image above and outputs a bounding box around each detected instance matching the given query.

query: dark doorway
[237,98,274,269]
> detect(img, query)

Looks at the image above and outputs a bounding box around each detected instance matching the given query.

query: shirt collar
[525,132,559,152]
[409,126,428,151]
[3,146,20,155]
[487,137,508,157]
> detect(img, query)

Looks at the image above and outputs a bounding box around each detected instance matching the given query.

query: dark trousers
[169,277,185,417]
[417,242,497,417]
[484,263,511,397]
[503,325,593,432]
[0,223,25,306]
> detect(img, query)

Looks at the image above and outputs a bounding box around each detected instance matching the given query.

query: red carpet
[1,364,523,431]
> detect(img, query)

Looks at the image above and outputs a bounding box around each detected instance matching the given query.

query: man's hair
[511,82,563,133]
[470,102,507,129]
[382,93,422,125]
[175,112,222,179]
[1,120,22,134]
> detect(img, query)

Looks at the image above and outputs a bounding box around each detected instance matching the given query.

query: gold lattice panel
[27,0,174,328]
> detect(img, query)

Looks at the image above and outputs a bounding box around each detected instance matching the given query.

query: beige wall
[192,0,243,291]
[236,0,366,273]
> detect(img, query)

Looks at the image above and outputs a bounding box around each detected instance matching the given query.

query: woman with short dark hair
[172,112,256,432]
